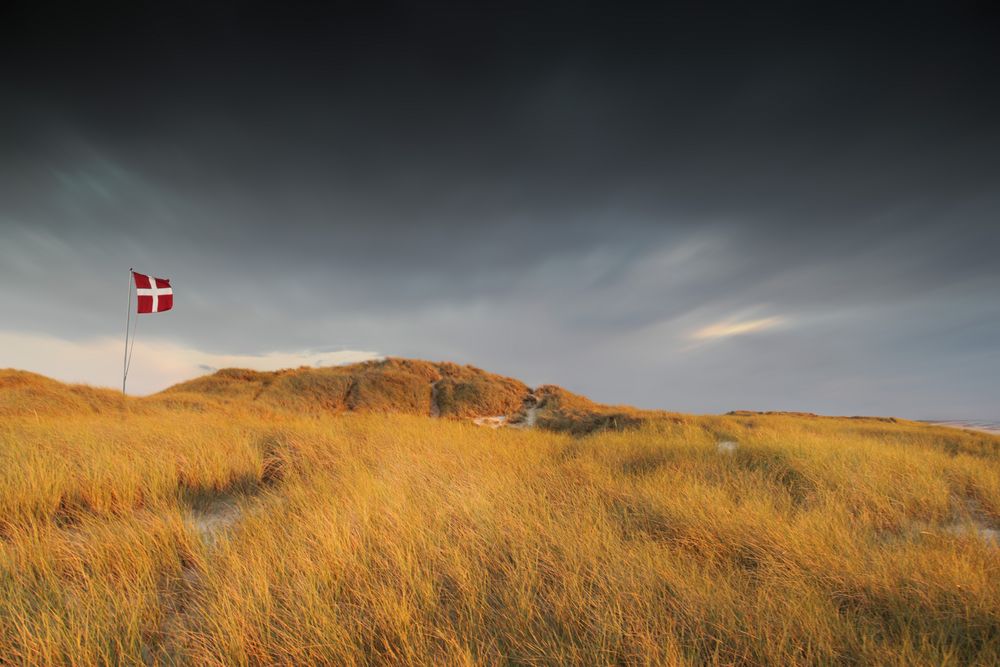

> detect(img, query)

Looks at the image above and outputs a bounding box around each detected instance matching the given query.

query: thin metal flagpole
[123,268,133,395]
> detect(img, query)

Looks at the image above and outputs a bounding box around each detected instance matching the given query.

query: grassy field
[1,363,999,665]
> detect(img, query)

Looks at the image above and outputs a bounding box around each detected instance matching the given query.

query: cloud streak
[691,316,786,341]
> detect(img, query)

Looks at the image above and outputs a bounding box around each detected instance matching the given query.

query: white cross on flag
[133,272,173,313]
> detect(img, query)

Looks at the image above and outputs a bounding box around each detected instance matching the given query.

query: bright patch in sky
[691,316,785,341]
[0,330,381,395]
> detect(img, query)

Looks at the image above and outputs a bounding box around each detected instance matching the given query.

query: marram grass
[1,373,998,665]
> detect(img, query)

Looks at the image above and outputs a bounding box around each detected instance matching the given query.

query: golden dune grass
[1,370,999,665]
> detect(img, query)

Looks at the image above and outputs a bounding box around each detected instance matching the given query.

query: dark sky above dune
[1,2,998,416]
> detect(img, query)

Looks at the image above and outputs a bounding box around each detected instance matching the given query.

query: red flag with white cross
[133,271,173,313]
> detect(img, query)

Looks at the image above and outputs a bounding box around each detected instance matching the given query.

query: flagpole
[123,268,133,395]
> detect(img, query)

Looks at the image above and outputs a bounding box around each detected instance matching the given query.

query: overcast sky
[1,2,998,417]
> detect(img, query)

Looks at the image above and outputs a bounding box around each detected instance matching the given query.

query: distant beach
[924,420,1000,435]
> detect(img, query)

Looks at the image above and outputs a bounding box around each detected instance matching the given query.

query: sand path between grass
[153,495,249,661]
[187,496,242,544]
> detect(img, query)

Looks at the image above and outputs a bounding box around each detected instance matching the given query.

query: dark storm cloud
[1,2,998,416]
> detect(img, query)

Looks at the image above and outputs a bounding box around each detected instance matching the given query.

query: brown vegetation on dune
[164,359,655,434]
[431,362,529,418]
[528,384,650,434]
[165,358,586,427]
[166,359,507,415]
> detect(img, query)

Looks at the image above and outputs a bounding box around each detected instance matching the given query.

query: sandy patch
[186,498,241,544]
[473,415,508,429]
[717,440,738,454]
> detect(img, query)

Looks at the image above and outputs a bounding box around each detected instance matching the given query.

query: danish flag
[133,271,173,313]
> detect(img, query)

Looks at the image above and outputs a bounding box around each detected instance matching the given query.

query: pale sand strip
[925,420,1000,435]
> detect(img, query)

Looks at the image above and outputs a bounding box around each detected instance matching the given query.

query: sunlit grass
[1,371,998,665]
